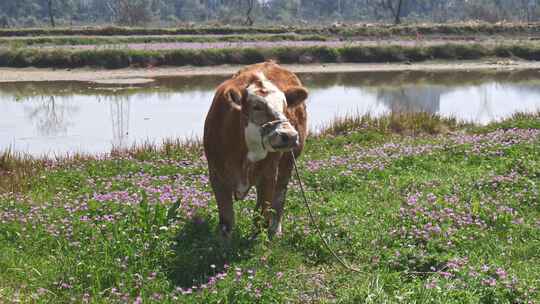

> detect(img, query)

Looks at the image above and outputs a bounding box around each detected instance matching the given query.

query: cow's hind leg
[269,153,295,237]
[210,174,234,240]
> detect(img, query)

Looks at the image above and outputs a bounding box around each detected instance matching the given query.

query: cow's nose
[281,132,299,147]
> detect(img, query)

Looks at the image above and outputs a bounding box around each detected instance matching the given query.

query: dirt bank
[1,60,539,83]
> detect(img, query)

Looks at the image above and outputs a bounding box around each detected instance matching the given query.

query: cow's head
[225,72,308,162]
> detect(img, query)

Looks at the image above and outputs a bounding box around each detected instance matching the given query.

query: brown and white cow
[203,61,308,238]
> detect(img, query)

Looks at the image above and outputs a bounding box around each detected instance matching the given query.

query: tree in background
[245,0,255,25]
[43,0,77,27]
[105,0,158,26]
[47,0,56,27]
[0,15,9,28]
[262,0,301,22]
[380,0,405,24]
[2,0,540,27]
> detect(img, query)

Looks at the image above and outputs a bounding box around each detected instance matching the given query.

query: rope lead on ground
[290,151,363,274]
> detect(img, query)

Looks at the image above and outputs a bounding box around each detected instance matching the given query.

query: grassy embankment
[1,112,539,302]
[3,22,540,68]
[0,34,330,47]
[2,42,540,69]
[3,22,540,47]
[3,22,540,37]
[0,43,540,69]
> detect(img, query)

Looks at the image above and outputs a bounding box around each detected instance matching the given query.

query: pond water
[1,70,540,156]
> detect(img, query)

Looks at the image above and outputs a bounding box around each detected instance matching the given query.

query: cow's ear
[285,86,308,107]
[224,86,243,111]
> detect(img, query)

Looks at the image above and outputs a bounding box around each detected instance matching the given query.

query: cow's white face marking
[243,72,300,162]
[246,72,287,119]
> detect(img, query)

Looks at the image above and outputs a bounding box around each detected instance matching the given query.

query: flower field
[0,113,539,303]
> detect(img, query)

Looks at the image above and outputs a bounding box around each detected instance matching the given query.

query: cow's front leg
[254,168,278,236]
[269,153,295,237]
[210,175,234,240]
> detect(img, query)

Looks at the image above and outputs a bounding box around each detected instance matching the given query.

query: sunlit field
[1,113,538,303]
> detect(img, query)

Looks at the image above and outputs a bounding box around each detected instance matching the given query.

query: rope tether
[290,151,363,273]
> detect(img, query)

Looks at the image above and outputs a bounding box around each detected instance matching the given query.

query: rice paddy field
[0,112,539,303]
[3,22,540,69]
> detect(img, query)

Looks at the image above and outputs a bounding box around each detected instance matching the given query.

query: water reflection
[24,96,79,137]
[1,70,540,156]
[374,84,504,123]
[105,95,131,150]
[376,86,444,113]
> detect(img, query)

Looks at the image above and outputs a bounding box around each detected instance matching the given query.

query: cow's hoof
[268,222,282,240]
[218,233,232,251]
[219,225,232,242]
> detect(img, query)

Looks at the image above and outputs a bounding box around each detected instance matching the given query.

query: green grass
[0,112,539,303]
[0,34,330,47]
[0,26,292,37]
[3,22,540,37]
[2,42,540,69]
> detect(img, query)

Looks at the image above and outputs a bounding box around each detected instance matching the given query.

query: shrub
[237,48,265,64]
[452,44,488,60]
[9,49,38,67]
[372,45,410,62]
[164,50,194,66]
[309,46,340,62]
[195,49,227,66]
[339,46,371,62]
[272,47,303,64]
[502,45,540,61]
[37,49,72,68]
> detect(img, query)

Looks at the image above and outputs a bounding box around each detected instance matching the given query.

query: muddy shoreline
[1,60,540,83]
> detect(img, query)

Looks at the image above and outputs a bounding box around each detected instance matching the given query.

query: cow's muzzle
[260,119,299,151]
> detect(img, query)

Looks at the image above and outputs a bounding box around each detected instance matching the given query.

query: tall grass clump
[0,149,44,193]
[470,111,540,133]
[321,112,466,136]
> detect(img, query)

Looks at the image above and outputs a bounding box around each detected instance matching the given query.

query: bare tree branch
[47,0,56,27]
[244,0,254,26]
[379,0,404,24]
